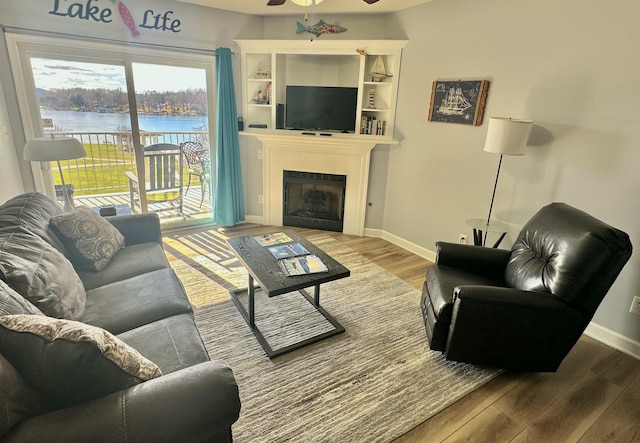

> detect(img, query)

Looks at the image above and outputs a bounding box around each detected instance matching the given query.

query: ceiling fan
[267,0,379,5]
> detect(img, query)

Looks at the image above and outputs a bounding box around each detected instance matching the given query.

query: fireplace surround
[255,134,381,236]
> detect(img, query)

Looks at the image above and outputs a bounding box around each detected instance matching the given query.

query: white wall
[386,0,640,348]
[0,78,24,201]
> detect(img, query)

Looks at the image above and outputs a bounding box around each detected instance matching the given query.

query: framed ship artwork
[427,80,490,126]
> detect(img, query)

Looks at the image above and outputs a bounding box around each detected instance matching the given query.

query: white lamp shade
[24,136,86,162]
[483,117,533,156]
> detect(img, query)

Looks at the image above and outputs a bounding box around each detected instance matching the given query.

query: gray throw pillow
[0,279,44,316]
[0,315,162,409]
[49,207,125,272]
[0,227,86,320]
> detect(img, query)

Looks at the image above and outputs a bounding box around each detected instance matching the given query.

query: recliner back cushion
[506,203,632,308]
[0,192,65,253]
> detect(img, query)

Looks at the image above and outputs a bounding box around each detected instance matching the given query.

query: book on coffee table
[268,242,310,259]
[279,254,328,276]
[253,232,293,247]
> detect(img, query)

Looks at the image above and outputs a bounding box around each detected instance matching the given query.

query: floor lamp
[482,117,533,245]
[24,136,86,212]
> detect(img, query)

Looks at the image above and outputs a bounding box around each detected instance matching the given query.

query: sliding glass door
[7,34,215,229]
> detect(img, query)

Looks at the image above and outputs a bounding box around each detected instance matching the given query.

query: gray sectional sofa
[0,193,241,442]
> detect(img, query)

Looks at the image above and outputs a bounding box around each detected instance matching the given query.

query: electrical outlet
[458,234,467,245]
[257,149,263,160]
[630,296,640,316]
[258,195,264,204]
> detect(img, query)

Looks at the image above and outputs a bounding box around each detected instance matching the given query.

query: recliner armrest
[435,242,511,279]
[4,361,241,443]
[107,213,163,246]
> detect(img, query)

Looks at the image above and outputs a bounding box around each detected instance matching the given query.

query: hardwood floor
[174,223,640,443]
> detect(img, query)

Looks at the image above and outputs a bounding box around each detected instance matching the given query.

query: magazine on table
[253,232,293,247]
[279,254,328,276]
[268,242,310,259]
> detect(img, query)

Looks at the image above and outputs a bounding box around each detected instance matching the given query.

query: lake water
[42,110,208,133]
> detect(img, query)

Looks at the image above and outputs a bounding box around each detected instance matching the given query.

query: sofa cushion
[77,242,170,291]
[82,268,193,334]
[0,228,86,320]
[0,315,162,409]
[117,313,210,374]
[0,279,43,316]
[0,353,48,438]
[0,192,66,253]
[49,207,125,272]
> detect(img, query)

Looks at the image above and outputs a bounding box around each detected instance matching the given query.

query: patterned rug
[166,232,500,443]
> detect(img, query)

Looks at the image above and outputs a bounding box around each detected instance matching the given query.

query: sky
[30,58,207,92]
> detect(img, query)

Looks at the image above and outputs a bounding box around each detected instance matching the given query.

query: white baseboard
[377,230,436,263]
[244,214,263,224]
[584,322,640,360]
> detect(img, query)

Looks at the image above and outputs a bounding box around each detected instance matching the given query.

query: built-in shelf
[235,39,407,141]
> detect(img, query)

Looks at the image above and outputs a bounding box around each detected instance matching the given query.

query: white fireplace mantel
[255,133,396,236]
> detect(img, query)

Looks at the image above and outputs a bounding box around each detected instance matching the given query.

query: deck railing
[49,131,209,196]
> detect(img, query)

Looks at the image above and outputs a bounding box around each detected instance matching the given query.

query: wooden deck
[73,186,213,225]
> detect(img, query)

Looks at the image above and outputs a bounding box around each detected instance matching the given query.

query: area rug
[168,233,501,442]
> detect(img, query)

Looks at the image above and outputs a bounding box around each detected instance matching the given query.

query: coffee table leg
[314,284,320,306]
[248,274,255,326]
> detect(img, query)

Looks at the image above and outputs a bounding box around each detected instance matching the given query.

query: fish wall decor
[296,20,347,37]
[109,0,140,37]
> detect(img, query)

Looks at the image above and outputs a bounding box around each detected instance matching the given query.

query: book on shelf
[279,254,328,276]
[268,242,310,259]
[253,232,293,247]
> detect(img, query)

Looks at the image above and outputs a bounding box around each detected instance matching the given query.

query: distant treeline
[38,87,208,116]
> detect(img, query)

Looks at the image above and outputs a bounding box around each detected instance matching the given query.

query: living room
[1,0,639,441]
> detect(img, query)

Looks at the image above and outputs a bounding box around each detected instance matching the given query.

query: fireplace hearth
[283,170,346,232]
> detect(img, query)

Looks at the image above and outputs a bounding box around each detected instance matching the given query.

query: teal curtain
[213,47,245,226]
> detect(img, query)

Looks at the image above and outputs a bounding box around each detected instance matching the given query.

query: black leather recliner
[421,202,632,372]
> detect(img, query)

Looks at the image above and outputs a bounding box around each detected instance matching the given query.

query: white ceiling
[175,0,433,16]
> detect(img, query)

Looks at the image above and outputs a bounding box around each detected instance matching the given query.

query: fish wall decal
[296,20,347,37]
[109,0,140,37]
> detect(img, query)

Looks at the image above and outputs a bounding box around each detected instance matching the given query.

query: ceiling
[175,0,434,16]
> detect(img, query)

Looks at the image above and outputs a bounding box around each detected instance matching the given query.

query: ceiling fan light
[291,0,324,6]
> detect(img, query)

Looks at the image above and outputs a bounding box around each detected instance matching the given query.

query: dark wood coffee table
[226,230,350,358]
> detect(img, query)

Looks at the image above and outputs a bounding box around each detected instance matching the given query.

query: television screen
[285,86,358,133]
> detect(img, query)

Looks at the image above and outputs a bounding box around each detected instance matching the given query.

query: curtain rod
[0,25,239,56]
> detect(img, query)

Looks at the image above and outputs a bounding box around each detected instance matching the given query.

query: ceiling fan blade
[267,0,286,5]
[363,0,380,4]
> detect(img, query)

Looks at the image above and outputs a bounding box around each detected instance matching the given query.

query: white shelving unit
[235,39,407,141]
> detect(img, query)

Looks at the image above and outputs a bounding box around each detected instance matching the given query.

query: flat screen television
[285,86,358,133]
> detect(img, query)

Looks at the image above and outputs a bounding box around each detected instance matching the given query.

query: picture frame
[427,80,490,126]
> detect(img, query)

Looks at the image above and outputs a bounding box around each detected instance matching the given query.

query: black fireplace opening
[283,170,346,232]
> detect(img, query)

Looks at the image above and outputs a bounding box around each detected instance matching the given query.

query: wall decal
[49,0,182,37]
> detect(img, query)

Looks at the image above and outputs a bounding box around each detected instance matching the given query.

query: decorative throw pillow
[0,227,86,320]
[0,279,44,316]
[0,315,162,409]
[49,207,125,272]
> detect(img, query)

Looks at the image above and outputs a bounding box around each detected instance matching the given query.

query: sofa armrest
[445,285,587,371]
[435,242,511,279]
[107,213,163,246]
[4,361,241,443]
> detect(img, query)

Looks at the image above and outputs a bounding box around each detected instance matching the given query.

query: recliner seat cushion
[82,268,193,335]
[77,242,170,291]
[117,313,210,374]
